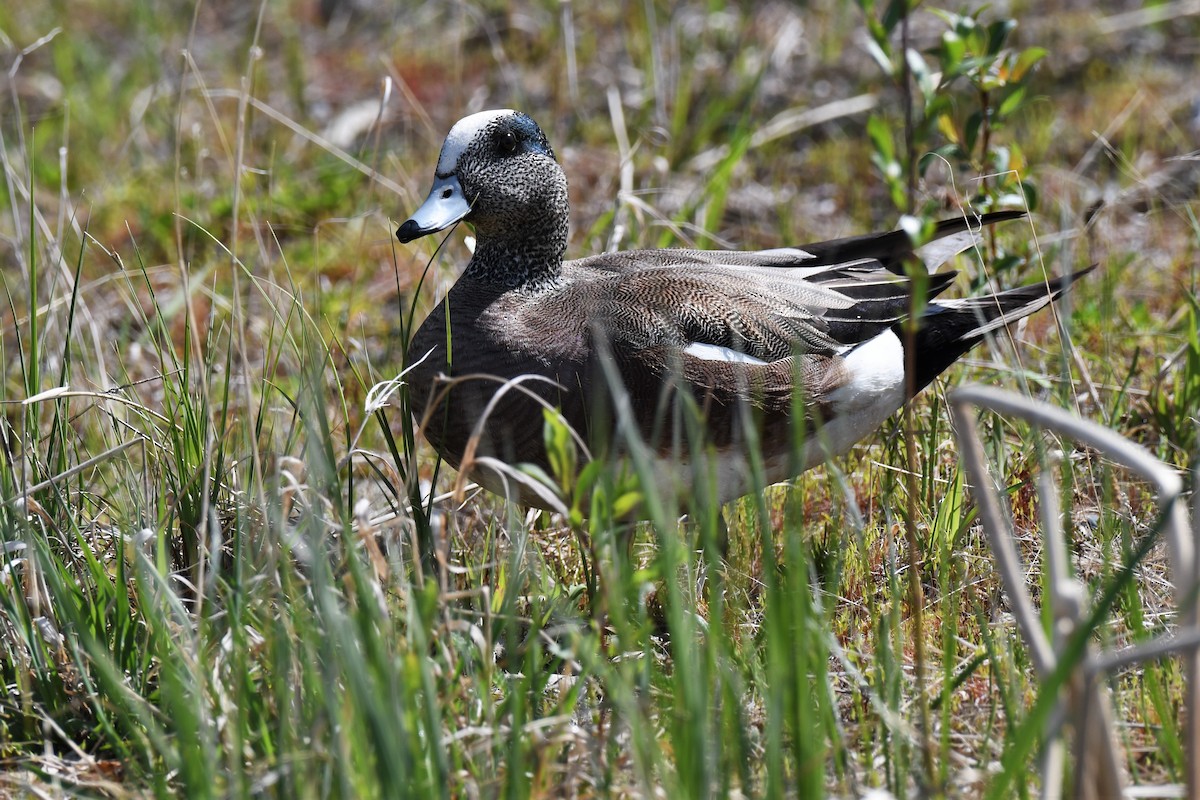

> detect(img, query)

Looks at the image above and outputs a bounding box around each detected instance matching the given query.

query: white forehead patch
[436,109,516,175]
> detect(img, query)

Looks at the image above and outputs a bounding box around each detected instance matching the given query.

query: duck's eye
[496,129,519,156]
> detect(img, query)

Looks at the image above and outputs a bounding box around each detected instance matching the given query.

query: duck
[397,109,1087,510]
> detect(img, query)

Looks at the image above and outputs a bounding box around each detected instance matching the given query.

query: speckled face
[440,110,560,235]
[398,109,570,287]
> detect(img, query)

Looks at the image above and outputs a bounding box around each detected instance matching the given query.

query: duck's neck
[464,188,569,293]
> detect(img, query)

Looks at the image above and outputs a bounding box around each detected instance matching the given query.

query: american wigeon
[397,109,1087,508]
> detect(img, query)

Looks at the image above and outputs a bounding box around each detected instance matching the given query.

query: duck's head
[397,110,566,249]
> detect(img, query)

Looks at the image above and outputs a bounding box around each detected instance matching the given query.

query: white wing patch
[437,109,515,174]
[684,341,770,365]
[829,329,906,410]
[799,329,909,468]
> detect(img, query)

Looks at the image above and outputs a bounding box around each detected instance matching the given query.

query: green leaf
[985,19,1016,56]
[930,465,966,550]
[867,114,896,161]
[542,408,577,492]
[570,460,604,526]
[612,488,644,519]
[864,35,895,75]
[1019,179,1039,212]
[964,110,982,154]
[955,12,976,38]
[924,94,953,120]
[918,144,963,177]
[939,30,966,74]
[1010,46,1047,81]
[998,85,1027,118]
[517,462,562,498]
[881,0,909,34]
[906,48,936,105]
[991,145,1011,174]
[936,112,960,144]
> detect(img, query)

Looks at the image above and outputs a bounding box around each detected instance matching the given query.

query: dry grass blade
[200,89,409,197]
[7,438,142,505]
[686,94,879,172]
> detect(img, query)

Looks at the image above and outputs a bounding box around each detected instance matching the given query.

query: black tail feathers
[899,265,1094,397]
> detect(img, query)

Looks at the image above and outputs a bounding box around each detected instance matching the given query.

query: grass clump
[0,0,1197,797]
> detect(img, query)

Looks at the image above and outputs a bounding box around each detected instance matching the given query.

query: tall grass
[0,1,1196,797]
